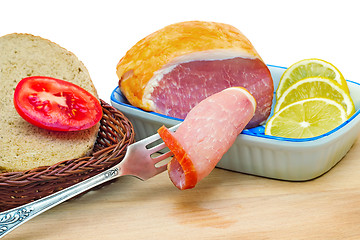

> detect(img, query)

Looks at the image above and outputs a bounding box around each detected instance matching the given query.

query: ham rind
[148,57,272,128]
[158,87,256,190]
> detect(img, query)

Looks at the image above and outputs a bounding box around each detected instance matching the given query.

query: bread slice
[0,33,100,172]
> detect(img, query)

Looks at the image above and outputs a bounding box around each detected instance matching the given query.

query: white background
[1,0,359,101]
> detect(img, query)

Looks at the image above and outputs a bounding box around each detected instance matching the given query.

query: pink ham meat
[158,87,256,190]
[151,57,272,128]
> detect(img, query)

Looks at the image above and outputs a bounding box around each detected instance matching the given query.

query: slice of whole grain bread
[0,33,100,172]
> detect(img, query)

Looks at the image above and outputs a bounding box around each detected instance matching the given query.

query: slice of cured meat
[117,21,273,129]
[158,87,256,190]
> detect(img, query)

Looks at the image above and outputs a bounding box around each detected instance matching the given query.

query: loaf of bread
[116,21,273,128]
[0,33,100,172]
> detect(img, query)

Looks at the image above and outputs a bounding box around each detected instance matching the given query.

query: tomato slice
[14,76,102,131]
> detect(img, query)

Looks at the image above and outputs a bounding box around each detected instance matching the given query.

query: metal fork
[0,124,179,238]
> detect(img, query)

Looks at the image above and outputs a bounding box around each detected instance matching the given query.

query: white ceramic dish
[111,65,360,181]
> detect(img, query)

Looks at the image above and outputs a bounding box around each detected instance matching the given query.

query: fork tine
[152,150,173,163]
[140,133,162,147]
[119,123,181,180]
[149,142,167,153]
[155,164,168,173]
[142,124,180,149]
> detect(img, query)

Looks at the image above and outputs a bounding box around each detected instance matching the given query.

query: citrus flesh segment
[265,98,347,139]
[276,58,348,99]
[274,77,355,117]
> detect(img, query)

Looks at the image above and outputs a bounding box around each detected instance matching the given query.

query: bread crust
[0,33,99,172]
[116,21,261,111]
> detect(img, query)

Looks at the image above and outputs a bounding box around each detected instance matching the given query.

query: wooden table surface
[4,137,360,240]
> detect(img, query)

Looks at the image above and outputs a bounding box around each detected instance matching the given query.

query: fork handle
[0,165,121,238]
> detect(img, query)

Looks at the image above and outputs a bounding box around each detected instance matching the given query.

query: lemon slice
[274,77,355,117]
[276,58,348,99]
[265,98,347,138]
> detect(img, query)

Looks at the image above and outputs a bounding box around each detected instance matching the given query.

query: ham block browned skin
[158,87,256,190]
[117,21,274,129]
[151,57,273,128]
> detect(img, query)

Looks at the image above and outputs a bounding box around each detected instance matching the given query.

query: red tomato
[14,76,102,131]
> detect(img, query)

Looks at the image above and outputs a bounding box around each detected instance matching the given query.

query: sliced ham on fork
[158,87,256,190]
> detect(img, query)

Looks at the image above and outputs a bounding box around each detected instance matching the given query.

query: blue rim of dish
[110,64,360,142]
[267,64,287,70]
